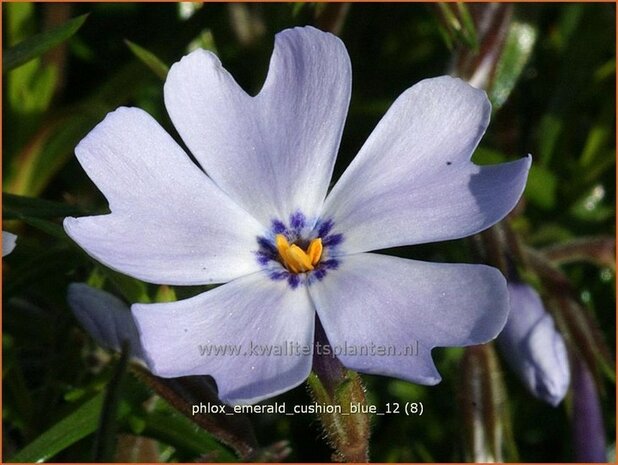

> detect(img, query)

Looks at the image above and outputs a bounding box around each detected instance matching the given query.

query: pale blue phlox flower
[64,26,531,405]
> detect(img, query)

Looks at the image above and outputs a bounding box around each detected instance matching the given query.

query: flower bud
[498,282,570,406]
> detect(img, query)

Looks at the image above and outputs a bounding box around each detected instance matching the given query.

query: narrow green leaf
[125,40,169,80]
[3,345,36,440]
[537,114,563,167]
[6,3,36,47]
[86,267,107,289]
[490,21,537,109]
[155,285,177,303]
[3,192,89,220]
[6,109,103,196]
[525,165,558,210]
[456,3,479,51]
[435,4,478,51]
[579,124,611,168]
[4,244,75,296]
[187,29,218,54]
[141,409,237,461]
[21,217,67,240]
[6,60,160,198]
[98,265,151,304]
[291,2,308,17]
[3,14,89,73]
[8,393,104,463]
[94,344,131,462]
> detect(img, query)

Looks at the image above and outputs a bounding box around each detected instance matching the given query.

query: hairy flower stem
[132,367,259,460]
[541,235,615,269]
[459,344,512,462]
[525,246,614,379]
[307,317,370,462]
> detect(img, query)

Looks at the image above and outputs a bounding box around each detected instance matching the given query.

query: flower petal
[497,282,570,406]
[322,76,531,254]
[2,231,17,257]
[572,355,607,461]
[132,272,315,405]
[164,26,351,225]
[67,283,145,360]
[63,107,264,285]
[308,253,509,384]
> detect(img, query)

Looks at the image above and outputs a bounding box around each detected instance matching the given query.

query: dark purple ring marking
[255,211,343,289]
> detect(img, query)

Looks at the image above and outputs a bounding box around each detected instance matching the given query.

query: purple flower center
[255,211,343,289]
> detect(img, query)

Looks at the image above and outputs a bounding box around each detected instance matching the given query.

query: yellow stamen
[275,234,323,273]
[307,238,323,266]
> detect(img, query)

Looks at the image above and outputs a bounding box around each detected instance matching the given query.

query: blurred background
[2,2,615,462]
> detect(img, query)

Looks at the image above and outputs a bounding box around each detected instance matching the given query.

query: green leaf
[525,165,558,210]
[578,120,615,183]
[3,192,89,219]
[455,3,478,50]
[5,3,36,47]
[94,344,131,462]
[4,243,75,295]
[187,29,218,54]
[472,147,506,165]
[5,3,60,159]
[8,393,105,463]
[98,265,151,304]
[3,14,89,73]
[125,39,169,80]
[155,285,177,303]
[570,184,614,222]
[537,114,563,167]
[141,408,237,461]
[490,21,537,109]
[5,108,103,196]
[436,4,478,51]
[21,217,67,240]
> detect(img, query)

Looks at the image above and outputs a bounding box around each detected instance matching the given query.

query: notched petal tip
[75,106,141,156]
[275,24,345,46]
[413,74,493,129]
[165,47,223,85]
[321,72,522,252]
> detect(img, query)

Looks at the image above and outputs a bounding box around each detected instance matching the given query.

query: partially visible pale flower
[572,355,607,462]
[67,283,145,360]
[64,26,531,404]
[2,231,17,257]
[498,282,570,406]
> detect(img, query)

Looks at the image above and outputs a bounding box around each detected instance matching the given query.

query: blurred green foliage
[2,3,615,462]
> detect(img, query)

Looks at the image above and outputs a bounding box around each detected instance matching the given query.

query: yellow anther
[287,245,314,272]
[307,238,323,266]
[275,234,323,273]
[275,234,291,253]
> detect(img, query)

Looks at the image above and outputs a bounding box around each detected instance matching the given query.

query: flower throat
[275,234,322,273]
